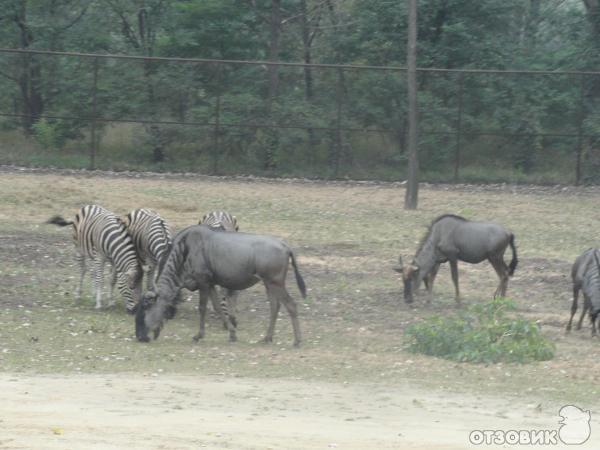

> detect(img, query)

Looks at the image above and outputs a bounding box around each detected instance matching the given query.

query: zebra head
[393,256,420,303]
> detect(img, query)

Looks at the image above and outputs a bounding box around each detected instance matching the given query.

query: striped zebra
[124,208,172,290]
[200,210,239,232]
[47,204,143,312]
[199,211,240,325]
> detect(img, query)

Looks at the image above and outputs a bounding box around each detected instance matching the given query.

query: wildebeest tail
[508,233,518,276]
[289,251,307,298]
[46,215,74,227]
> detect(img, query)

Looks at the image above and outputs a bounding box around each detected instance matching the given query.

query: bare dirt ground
[2,168,600,449]
[1,374,593,450]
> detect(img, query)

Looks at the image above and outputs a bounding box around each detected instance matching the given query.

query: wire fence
[0,48,599,184]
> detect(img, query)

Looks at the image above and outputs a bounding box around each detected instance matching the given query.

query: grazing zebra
[199,211,240,325]
[47,204,143,312]
[124,208,172,290]
[568,248,600,336]
[200,210,239,232]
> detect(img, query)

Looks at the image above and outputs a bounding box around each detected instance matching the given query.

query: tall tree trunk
[15,0,44,133]
[300,0,318,149]
[263,0,281,170]
[267,0,281,107]
[404,0,419,210]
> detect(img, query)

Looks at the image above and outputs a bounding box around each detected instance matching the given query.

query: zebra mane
[415,214,467,255]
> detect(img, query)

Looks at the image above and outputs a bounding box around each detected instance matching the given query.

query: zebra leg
[449,260,461,305]
[92,256,107,309]
[226,289,239,328]
[210,287,228,329]
[146,264,156,291]
[567,285,580,332]
[211,288,236,342]
[193,288,210,342]
[108,266,118,307]
[75,252,86,302]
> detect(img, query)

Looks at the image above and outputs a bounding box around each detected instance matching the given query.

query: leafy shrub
[32,119,60,150]
[405,298,555,363]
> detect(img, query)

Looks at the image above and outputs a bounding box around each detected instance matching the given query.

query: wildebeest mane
[415,214,467,255]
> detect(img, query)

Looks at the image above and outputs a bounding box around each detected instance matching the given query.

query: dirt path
[0,374,594,450]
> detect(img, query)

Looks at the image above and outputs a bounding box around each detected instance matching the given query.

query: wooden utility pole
[404,0,419,209]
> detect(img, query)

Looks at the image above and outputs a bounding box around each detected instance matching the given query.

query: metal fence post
[454,73,464,182]
[89,57,99,170]
[333,67,343,178]
[575,74,585,186]
[212,65,222,175]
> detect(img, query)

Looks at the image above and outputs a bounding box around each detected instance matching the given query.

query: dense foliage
[0,0,599,182]
[405,298,555,363]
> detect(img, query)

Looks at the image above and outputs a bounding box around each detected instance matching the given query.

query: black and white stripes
[200,211,239,231]
[47,204,143,312]
[124,208,172,290]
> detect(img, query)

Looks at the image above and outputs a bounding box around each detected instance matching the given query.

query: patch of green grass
[405,298,555,363]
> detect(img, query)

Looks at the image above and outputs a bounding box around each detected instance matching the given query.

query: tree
[405,0,419,209]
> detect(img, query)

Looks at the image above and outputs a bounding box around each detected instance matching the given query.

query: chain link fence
[0,48,599,184]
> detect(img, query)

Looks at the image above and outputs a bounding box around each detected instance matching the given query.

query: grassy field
[1,168,600,408]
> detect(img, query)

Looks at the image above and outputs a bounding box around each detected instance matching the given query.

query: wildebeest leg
[424,263,440,304]
[449,260,460,305]
[75,252,86,302]
[577,295,590,331]
[567,285,580,332]
[92,256,106,309]
[263,287,281,344]
[193,288,210,342]
[267,283,302,347]
[210,288,237,342]
[489,257,509,298]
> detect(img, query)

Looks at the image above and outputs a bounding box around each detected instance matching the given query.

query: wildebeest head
[134,290,175,342]
[393,256,420,303]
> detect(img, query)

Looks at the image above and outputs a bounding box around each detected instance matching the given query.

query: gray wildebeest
[567,248,600,336]
[135,225,306,346]
[199,211,240,327]
[394,214,517,304]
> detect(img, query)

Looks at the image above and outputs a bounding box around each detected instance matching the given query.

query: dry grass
[1,169,600,407]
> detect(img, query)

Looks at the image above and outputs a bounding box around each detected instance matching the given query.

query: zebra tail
[289,251,307,298]
[46,215,74,227]
[508,233,518,276]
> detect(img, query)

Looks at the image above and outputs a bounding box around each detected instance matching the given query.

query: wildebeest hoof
[137,336,150,343]
[293,340,301,348]
[193,333,204,342]
[262,336,273,344]
[229,335,237,343]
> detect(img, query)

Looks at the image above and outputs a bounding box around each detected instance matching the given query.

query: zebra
[199,211,240,326]
[199,210,239,232]
[47,204,143,312]
[124,208,172,290]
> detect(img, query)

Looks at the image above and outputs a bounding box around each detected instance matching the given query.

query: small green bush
[405,298,555,363]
